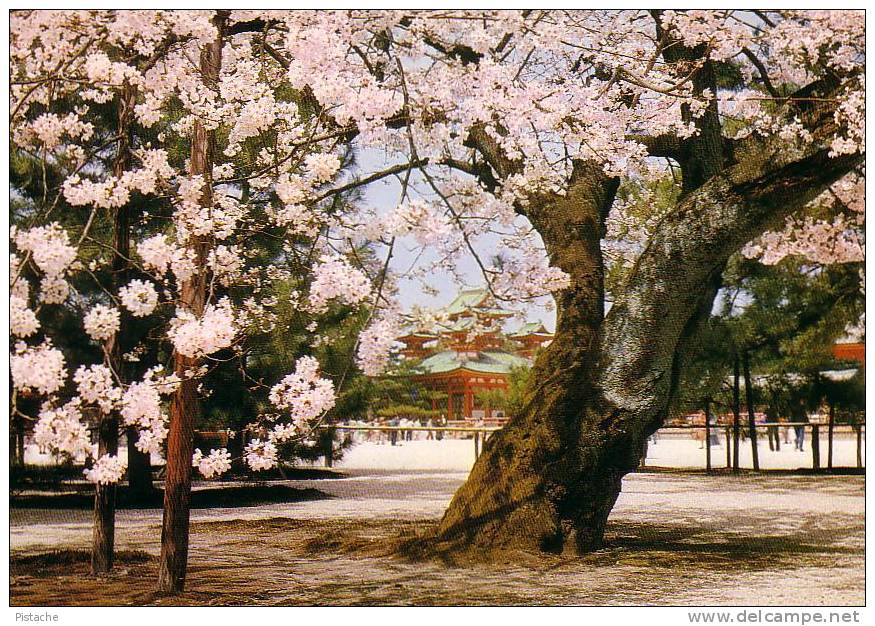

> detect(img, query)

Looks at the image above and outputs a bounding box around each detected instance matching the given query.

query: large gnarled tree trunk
[434,36,861,556]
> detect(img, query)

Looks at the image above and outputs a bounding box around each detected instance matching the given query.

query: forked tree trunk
[156,12,225,593]
[434,129,859,557]
[92,81,136,575]
[435,163,622,554]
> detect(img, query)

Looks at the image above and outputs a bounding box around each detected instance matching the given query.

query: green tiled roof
[510,321,549,337]
[444,289,489,315]
[397,325,438,339]
[415,350,531,375]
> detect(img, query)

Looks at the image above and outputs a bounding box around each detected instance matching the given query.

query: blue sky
[355,150,558,332]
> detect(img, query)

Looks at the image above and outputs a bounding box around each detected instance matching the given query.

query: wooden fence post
[811,425,820,470]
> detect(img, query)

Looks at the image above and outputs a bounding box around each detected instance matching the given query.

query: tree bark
[156,11,225,593]
[126,426,154,499]
[827,403,835,469]
[743,351,760,470]
[91,80,136,575]
[704,399,712,472]
[433,163,624,555]
[732,356,741,472]
[91,414,119,574]
[432,78,860,555]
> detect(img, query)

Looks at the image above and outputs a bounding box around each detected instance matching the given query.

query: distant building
[832,341,865,366]
[395,288,552,422]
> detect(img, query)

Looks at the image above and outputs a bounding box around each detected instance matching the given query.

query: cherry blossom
[11,341,67,396]
[8,8,863,511]
[192,448,232,479]
[308,255,372,314]
[167,298,238,358]
[356,315,402,377]
[84,455,129,485]
[268,356,337,427]
[33,399,91,459]
[10,295,40,338]
[14,223,76,279]
[244,439,278,471]
[119,279,159,317]
[137,234,176,276]
[83,304,121,341]
[74,364,122,415]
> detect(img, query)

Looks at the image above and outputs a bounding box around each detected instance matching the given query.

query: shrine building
[396,289,553,423]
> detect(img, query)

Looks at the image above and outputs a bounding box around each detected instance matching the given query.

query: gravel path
[10,470,864,606]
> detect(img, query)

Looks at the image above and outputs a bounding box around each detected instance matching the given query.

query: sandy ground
[10,466,865,606]
[23,428,865,473]
[330,431,865,472]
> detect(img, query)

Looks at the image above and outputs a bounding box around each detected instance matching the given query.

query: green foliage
[677,252,864,418]
[365,359,447,421]
[473,365,531,419]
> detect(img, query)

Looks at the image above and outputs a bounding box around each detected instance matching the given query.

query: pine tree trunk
[126,426,154,499]
[704,399,712,472]
[743,351,760,470]
[91,80,136,576]
[732,357,741,472]
[827,403,835,469]
[91,416,119,574]
[156,11,226,593]
[156,361,199,592]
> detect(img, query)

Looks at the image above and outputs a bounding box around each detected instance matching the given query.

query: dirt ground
[9,471,865,606]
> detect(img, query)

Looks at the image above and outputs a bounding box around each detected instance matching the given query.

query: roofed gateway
[395,289,553,423]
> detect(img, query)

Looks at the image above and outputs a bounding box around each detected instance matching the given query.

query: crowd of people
[679,409,838,453]
[337,416,494,446]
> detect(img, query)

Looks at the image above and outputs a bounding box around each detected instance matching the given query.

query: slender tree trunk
[732,357,741,472]
[827,403,835,469]
[704,399,712,472]
[742,351,760,470]
[11,413,25,466]
[156,12,225,593]
[126,426,154,499]
[91,415,119,574]
[91,80,136,575]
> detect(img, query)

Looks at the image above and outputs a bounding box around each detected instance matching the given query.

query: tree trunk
[91,80,136,576]
[732,357,741,471]
[704,399,712,472]
[126,426,154,499]
[91,416,119,574]
[433,125,859,556]
[156,11,225,593]
[827,403,835,469]
[433,163,630,555]
[742,351,760,470]
[156,359,199,592]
